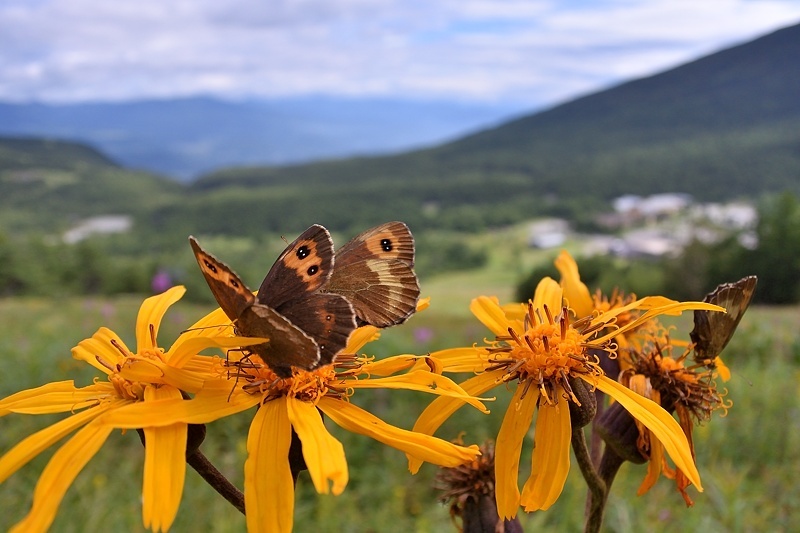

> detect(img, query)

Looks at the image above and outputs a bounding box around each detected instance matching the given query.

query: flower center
[486,303,606,405]
[102,338,167,401]
[622,337,730,421]
[225,354,359,404]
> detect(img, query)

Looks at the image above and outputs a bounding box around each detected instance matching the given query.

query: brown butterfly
[324,221,420,327]
[189,222,420,376]
[690,275,757,366]
[189,225,356,377]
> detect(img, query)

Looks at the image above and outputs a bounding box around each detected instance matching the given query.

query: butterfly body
[190,222,420,376]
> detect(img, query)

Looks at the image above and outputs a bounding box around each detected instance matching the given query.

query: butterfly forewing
[690,275,757,364]
[257,224,335,309]
[189,236,255,322]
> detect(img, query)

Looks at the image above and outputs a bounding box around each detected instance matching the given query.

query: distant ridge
[1,23,799,240]
[0,97,523,180]
[0,136,118,170]
[196,22,800,204]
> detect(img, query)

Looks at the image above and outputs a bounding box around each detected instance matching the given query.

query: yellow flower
[410,278,724,519]
[97,322,485,533]
[617,322,732,506]
[0,286,259,533]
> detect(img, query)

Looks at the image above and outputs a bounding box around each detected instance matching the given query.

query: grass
[1,268,798,532]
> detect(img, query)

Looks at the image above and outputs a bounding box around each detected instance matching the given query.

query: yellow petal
[346,371,490,413]
[501,302,528,321]
[0,399,122,484]
[136,286,185,351]
[470,296,511,337]
[495,382,539,519]
[587,375,703,491]
[520,396,572,511]
[245,397,294,533]
[10,420,114,533]
[359,354,418,376]
[408,369,503,473]
[0,381,78,412]
[142,387,186,532]
[318,397,479,468]
[117,359,209,393]
[532,277,563,315]
[180,306,233,339]
[287,397,348,495]
[344,325,381,353]
[416,296,431,312]
[166,335,269,368]
[714,357,732,382]
[72,327,131,374]
[1,382,113,416]
[594,301,724,344]
[637,429,664,496]
[426,347,489,373]
[96,381,259,428]
[555,250,594,318]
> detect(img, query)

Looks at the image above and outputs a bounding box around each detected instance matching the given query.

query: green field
[1,267,798,532]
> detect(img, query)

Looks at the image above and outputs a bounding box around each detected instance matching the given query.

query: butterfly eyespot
[296,245,311,260]
[325,314,332,321]
[307,265,319,276]
[203,259,218,273]
[230,280,239,288]
[380,238,393,252]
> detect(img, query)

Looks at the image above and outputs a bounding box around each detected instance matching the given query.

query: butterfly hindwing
[276,292,357,366]
[333,221,415,267]
[324,222,420,327]
[237,304,321,372]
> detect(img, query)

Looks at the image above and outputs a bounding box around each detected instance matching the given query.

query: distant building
[528,218,570,249]
[63,215,132,243]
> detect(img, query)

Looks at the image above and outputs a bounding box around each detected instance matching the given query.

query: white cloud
[0,0,798,105]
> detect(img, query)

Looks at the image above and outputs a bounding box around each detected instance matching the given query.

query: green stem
[572,426,607,533]
[187,448,246,515]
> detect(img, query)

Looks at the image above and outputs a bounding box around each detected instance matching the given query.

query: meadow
[1,260,798,532]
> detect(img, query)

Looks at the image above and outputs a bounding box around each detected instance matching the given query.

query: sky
[2,0,800,109]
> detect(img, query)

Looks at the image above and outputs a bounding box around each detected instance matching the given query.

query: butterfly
[189,222,420,377]
[690,275,757,366]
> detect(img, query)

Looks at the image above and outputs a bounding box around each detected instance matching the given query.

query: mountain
[182,22,800,235]
[197,25,800,199]
[0,97,524,180]
[2,23,800,243]
[0,137,181,234]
